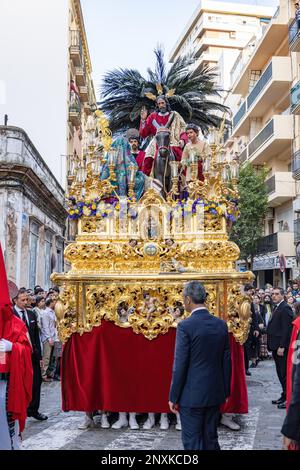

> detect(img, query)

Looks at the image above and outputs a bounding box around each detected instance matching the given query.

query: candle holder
[128,164,137,202]
[190,163,198,181]
[108,150,117,182]
[128,164,137,183]
[222,164,229,183]
[169,161,179,197]
[128,182,136,203]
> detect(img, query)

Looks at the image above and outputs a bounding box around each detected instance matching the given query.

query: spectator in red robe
[281,313,300,450]
[0,244,33,449]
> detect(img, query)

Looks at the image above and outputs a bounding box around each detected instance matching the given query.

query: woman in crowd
[259,294,273,360]
[33,295,46,333]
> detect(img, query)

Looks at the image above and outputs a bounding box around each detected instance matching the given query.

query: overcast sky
[81,0,279,99]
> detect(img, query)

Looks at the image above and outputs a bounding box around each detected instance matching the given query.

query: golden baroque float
[52,113,254,344]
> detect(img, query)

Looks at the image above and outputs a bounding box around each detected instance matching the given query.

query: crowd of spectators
[18,285,61,383]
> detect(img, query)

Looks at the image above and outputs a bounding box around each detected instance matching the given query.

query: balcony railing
[233,101,246,128]
[247,62,272,109]
[273,6,279,19]
[232,61,272,128]
[292,150,300,180]
[294,219,300,243]
[70,30,81,47]
[291,80,300,112]
[69,92,81,113]
[69,30,83,65]
[265,175,275,194]
[256,233,278,254]
[239,148,247,164]
[289,19,299,45]
[248,119,274,158]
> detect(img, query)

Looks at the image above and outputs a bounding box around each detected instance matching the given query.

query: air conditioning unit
[266,208,275,219]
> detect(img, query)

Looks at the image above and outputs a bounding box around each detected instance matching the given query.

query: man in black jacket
[13,290,47,420]
[169,281,231,450]
[243,284,260,376]
[267,287,293,409]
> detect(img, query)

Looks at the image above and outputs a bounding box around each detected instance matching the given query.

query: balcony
[256,233,278,254]
[291,80,300,114]
[232,102,246,129]
[79,86,88,102]
[289,19,300,52]
[69,93,81,127]
[239,147,248,165]
[265,172,296,207]
[194,36,244,57]
[194,52,219,71]
[231,9,289,95]
[231,57,291,137]
[292,150,300,180]
[247,115,293,165]
[83,102,92,115]
[255,231,294,256]
[69,30,83,66]
[294,219,300,243]
[75,66,86,86]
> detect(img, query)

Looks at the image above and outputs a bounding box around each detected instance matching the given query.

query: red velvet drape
[220,333,248,414]
[62,320,176,413]
[62,322,248,414]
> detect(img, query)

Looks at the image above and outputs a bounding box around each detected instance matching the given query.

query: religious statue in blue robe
[100,137,145,201]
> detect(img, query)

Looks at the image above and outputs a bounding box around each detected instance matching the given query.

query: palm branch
[100,46,230,134]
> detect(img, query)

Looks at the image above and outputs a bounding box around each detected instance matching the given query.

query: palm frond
[99,45,230,133]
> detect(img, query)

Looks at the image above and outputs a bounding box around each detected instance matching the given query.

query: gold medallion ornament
[52,113,254,344]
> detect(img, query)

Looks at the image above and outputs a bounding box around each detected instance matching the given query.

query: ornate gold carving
[55,121,253,345]
[52,274,254,344]
[227,284,252,345]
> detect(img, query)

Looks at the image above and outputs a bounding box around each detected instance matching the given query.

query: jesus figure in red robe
[139,95,188,176]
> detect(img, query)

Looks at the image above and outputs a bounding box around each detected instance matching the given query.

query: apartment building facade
[0,0,96,187]
[226,1,300,288]
[67,0,97,185]
[169,1,275,90]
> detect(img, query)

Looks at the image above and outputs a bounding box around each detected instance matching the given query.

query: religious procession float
[52,52,253,414]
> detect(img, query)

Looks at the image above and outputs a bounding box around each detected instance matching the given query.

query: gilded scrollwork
[52,276,254,344]
[53,152,253,346]
[227,284,252,345]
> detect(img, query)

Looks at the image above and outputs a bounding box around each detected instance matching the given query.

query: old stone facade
[0,126,68,290]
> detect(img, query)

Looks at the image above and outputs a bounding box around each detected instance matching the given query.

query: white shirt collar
[14,305,28,321]
[15,305,25,313]
[191,307,207,314]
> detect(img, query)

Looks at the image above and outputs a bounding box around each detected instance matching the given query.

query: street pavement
[22,358,286,450]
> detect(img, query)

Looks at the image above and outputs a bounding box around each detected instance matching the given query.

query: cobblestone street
[22,359,286,450]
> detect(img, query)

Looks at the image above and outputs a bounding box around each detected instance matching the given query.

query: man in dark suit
[13,290,48,420]
[169,281,231,450]
[243,284,260,375]
[267,287,293,409]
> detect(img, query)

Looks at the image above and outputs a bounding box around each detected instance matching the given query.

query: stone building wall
[0,126,68,289]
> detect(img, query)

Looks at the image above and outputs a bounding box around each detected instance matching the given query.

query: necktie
[21,310,28,327]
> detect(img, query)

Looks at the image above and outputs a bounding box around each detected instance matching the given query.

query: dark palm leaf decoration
[100,46,229,134]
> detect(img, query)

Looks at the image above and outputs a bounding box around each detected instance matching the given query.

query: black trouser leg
[272,351,288,399]
[27,359,42,414]
[244,342,249,371]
